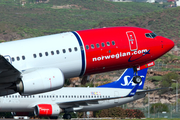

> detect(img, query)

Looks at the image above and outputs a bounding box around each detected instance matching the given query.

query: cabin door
[126,31,138,51]
[4,55,12,64]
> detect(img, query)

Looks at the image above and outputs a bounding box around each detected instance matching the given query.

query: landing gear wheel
[66,114,71,119]
[63,114,71,119]
[133,76,142,84]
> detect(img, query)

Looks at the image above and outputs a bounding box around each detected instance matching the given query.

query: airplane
[0,26,174,96]
[0,66,161,119]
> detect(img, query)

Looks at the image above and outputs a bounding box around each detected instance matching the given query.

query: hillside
[0,0,170,41]
[97,7,180,46]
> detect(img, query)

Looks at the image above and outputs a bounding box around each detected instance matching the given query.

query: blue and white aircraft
[0,68,154,119]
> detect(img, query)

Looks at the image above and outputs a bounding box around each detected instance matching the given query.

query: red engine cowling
[34,104,62,116]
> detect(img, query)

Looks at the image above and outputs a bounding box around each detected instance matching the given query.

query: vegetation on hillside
[97,7,180,44]
[150,103,169,113]
[93,107,144,118]
[0,0,170,40]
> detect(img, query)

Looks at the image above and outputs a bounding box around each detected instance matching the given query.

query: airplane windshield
[145,32,157,38]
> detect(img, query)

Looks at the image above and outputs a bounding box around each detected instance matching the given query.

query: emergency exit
[126,31,138,51]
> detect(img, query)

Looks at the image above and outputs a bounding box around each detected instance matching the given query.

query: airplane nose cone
[163,37,174,51]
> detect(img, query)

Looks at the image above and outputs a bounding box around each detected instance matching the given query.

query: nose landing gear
[132,67,142,84]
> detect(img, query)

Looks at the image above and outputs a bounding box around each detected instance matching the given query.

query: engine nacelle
[34,104,62,116]
[16,68,64,95]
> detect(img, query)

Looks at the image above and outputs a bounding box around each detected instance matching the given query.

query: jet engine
[14,68,64,95]
[34,104,63,116]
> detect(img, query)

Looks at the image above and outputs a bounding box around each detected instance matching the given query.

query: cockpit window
[145,32,157,38]
[145,33,151,38]
[150,33,157,38]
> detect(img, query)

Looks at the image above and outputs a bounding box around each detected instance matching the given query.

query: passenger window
[91,44,95,49]
[106,42,110,46]
[74,47,78,51]
[96,43,100,48]
[22,56,25,60]
[51,51,54,55]
[63,49,66,53]
[17,57,20,61]
[69,48,72,52]
[80,46,84,50]
[101,43,105,47]
[39,53,42,57]
[86,45,89,50]
[112,41,115,45]
[12,57,15,62]
[45,52,48,56]
[33,54,37,58]
[56,50,60,54]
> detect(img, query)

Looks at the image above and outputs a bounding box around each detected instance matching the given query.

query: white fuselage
[0,87,145,112]
[0,32,83,78]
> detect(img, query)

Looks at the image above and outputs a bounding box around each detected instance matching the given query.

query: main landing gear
[63,113,71,119]
[132,67,142,84]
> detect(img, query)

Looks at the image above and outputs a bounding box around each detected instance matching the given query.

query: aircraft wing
[58,96,125,108]
[58,84,139,108]
[0,55,20,94]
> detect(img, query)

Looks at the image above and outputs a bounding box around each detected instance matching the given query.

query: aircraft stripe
[72,31,86,76]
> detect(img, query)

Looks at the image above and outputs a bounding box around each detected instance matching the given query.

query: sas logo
[121,75,145,86]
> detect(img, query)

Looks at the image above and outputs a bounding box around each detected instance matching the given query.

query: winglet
[126,83,139,97]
